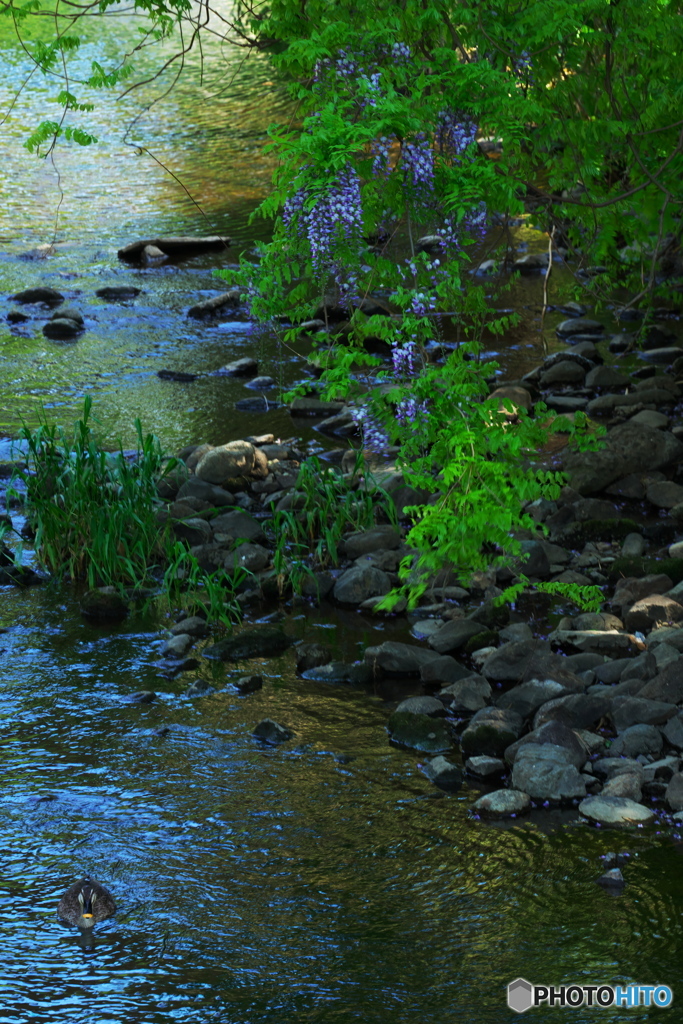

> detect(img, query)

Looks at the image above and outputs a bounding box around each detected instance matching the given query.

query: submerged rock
[234,675,263,694]
[203,627,292,661]
[95,286,141,301]
[252,718,293,744]
[364,641,440,676]
[42,318,83,340]
[118,236,230,261]
[597,868,626,888]
[12,287,63,305]
[80,586,129,622]
[386,711,452,752]
[187,290,240,317]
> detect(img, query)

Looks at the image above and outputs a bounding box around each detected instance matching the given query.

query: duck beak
[82,913,94,919]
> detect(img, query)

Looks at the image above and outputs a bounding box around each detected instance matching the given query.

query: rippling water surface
[1,8,683,1023]
[0,588,682,1024]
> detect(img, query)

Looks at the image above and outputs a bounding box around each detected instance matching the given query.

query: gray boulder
[602,773,642,802]
[427,618,486,654]
[364,641,440,676]
[160,634,194,658]
[234,675,263,694]
[562,421,683,495]
[472,789,530,818]
[420,655,474,686]
[170,616,209,638]
[624,595,683,633]
[80,586,129,622]
[610,696,676,732]
[211,510,266,544]
[439,676,492,713]
[609,724,663,758]
[496,678,566,718]
[224,542,271,573]
[511,744,587,801]
[339,525,402,558]
[196,441,256,484]
[460,707,523,757]
[333,565,391,604]
[579,795,654,826]
[395,696,445,718]
[505,720,588,767]
[300,661,372,685]
[532,693,611,730]
[665,772,683,810]
[662,711,683,749]
[421,756,463,791]
[465,755,505,778]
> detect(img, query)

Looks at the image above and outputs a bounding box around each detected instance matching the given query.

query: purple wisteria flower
[371,136,393,177]
[464,201,488,239]
[401,134,434,191]
[396,395,428,425]
[436,111,478,158]
[392,336,418,376]
[390,42,412,62]
[513,50,533,77]
[409,291,436,316]
[351,406,390,454]
[283,164,364,273]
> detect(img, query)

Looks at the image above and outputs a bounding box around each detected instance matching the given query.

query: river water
[1,6,682,1023]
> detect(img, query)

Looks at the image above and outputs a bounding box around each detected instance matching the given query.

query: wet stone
[186,678,214,697]
[597,868,625,888]
[472,789,530,818]
[386,711,452,753]
[130,690,157,704]
[160,634,194,658]
[465,755,505,778]
[421,755,463,792]
[234,675,263,694]
[80,586,129,622]
[252,719,293,744]
[12,287,63,304]
[579,795,654,826]
[203,627,292,661]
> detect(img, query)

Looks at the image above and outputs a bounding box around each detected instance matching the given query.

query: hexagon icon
[508,978,534,1013]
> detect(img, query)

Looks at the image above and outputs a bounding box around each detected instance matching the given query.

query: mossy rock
[563,518,641,545]
[462,629,499,654]
[608,557,683,585]
[386,711,453,753]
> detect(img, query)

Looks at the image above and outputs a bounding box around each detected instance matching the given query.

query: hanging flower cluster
[351,406,390,454]
[436,111,478,159]
[283,165,364,273]
[401,133,434,191]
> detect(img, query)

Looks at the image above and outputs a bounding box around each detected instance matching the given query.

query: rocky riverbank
[6,297,683,834]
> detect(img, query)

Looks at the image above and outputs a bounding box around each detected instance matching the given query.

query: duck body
[57,877,116,929]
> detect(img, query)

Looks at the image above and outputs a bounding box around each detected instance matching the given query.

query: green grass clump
[271,452,397,595]
[12,396,168,588]
[10,398,243,627]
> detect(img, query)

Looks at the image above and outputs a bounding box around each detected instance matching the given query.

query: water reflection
[0,585,680,1022]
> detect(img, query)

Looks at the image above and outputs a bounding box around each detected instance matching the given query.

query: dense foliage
[11,0,681,607]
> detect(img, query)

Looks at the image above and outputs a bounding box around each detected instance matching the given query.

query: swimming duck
[57,877,116,929]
